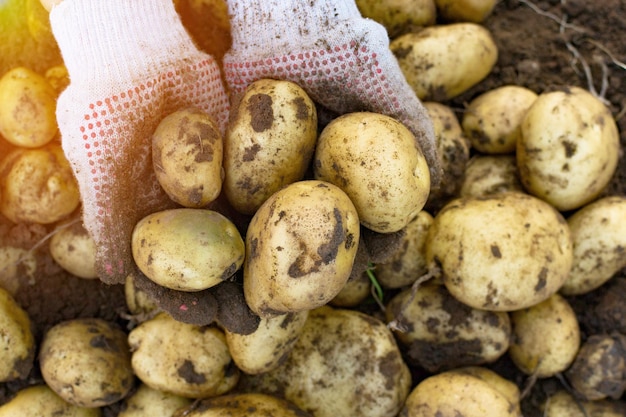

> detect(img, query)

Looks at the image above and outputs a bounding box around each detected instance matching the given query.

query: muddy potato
[132,208,244,292]
[238,306,411,417]
[124,273,159,318]
[0,66,57,147]
[0,245,37,295]
[0,287,35,382]
[330,269,371,307]
[118,383,192,417]
[459,154,524,198]
[462,85,538,154]
[0,144,80,224]
[391,23,497,101]
[128,312,239,398]
[225,311,308,375]
[434,0,498,23]
[49,220,97,279]
[39,318,134,408]
[508,294,580,378]
[179,393,313,417]
[0,385,102,417]
[152,108,223,208]
[426,192,573,311]
[244,180,360,317]
[386,282,511,372]
[560,196,626,295]
[542,390,626,417]
[518,87,619,211]
[355,0,436,38]
[401,366,522,417]
[224,79,317,215]
[314,112,430,233]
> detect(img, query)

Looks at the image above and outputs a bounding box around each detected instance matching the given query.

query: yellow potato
[124,272,159,318]
[459,154,524,198]
[434,0,498,23]
[330,269,372,307]
[181,393,312,417]
[44,63,69,94]
[0,287,35,382]
[118,383,192,417]
[0,385,101,417]
[0,245,37,295]
[355,0,437,37]
[49,220,97,279]
[542,390,626,417]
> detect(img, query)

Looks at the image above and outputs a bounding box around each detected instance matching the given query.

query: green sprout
[366,262,384,306]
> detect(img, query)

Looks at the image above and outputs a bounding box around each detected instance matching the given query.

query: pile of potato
[1,0,626,416]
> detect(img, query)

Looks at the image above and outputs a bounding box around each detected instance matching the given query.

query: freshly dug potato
[152,107,223,208]
[462,85,538,154]
[426,192,573,311]
[435,0,498,23]
[0,385,102,417]
[132,208,245,292]
[44,63,69,94]
[224,78,317,215]
[0,245,37,295]
[128,312,239,398]
[560,196,626,295]
[542,390,626,417]
[517,86,619,211]
[0,66,57,147]
[238,306,411,417]
[39,318,134,408]
[118,383,192,417]
[459,154,524,198]
[49,220,97,279]
[314,112,430,233]
[330,269,372,307]
[355,0,436,37]
[0,286,35,382]
[386,282,511,372]
[225,311,308,375]
[179,393,313,417]
[244,180,360,317]
[401,366,522,417]
[0,144,80,224]
[508,294,580,378]
[124,272,159,318]
[391,23,497,101]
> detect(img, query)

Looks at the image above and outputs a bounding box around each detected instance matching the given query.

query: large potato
[132,208,244,292]
[0,287,35,382]
[314,112,430,233]
[244,180,360,317]
[180,393,313,417]
[49,220,97,279]
[0,385,101,417]
[118,383,191,417]
[391,23,497,101]
[426,192,573,311]
[224,78,317,215]
[517,86,619,211]
[355,0,437,37]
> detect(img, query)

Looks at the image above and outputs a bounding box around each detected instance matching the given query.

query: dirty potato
[426,192,573,311]
[0,385,102,417]
[0,287,35,382]
[124,273,159,318]
[314,112,430,233]
[152,108,223,208]
[224,79,317,215]
[0,245,37,295]
[244,180,360,317]
[459,154,524,198]
[355,0,437,37]
[118,383,192,417]
[49,220,97,279]
[330,269,372,307]
[542,390,626,417]
[434,0,498,23]
[180,393,313,417]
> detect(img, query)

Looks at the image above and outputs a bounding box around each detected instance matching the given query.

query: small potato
[124,273,159,318]
[0,385,102,417]
[180,393,313,417]
[517,86,619,211]
[132,208,245,292]
[244,180,360,317]
[401,366,523,417]
[560,196,626,295]
[44,64,69,94]
[0,245,37,295]
[330,269,372,307]
[238,306,411,417]
[426,192,573,311]
[39,318,134,408]
[459,154,524,198]
[542,390,626,417]
[462,85,538,154]
[118,383,192,417]
[391,23,497,101]
[0,287,35,382]
[128,312,239,398]
[314,112,430,233]
[508,294,580,378]
[386,282,511,372]
[224,79,317,215]
[0,144,80,224]
[152,107,223,208]
[355,0,436,37]
[0,66,58,148]
[49,220,97,279]
[434,0,498,23]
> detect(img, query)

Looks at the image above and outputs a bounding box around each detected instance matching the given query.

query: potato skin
[435,0,498,23]
[459,154,524,198]
[542,390,626,417]
[118,383,191,417]
[355,0,437,38]
[0,385,102,417]
[183,393,313,417]
[49,220,98,279]
[0,287,35,382]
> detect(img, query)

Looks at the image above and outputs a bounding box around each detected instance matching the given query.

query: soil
[1,0,626,415]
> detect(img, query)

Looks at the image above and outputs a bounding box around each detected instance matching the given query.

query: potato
[225,311,308,375]
[124,272,159,318]
[542,390,626,417]
[560,196,626,295]
[152,107,223,208]
[462,85,538,154]
[224,78,317,215]
[386,282,511,372]
[244,180,360,317]
[39,318,134,408]
[131,208,245,292]
[434,0,498,23]
[0,286,35,382]
[238,306,411,417]
[0,66,57,147]
[179,393,312,417]
[0,245,37,295]
[0,144,80,224]
[390,23,497,101]
[508,293,580,378]
[459,154,524,198]
[426,191,573,311]
[330,269,372,307]
[44,63,69,94]
[401,366,522,417]
[517,86,619,211]
[118,383,192,417]
[355,0,437,37]
[128,312,239,399]
[49,220,97,279]
[314,112,430,233]
[0,385,102,417]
